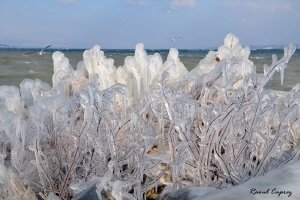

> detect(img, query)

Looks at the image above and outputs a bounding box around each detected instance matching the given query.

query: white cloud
[246,2,259,9]
[54,0,76,4]
[283,2,291,10]
[170,0,197,9]
[137,1,149,6]
[127,0,134,5]
[240,18,249,24]
[265,2,290,11]
[127,0,149,6]
[225,1,291,12]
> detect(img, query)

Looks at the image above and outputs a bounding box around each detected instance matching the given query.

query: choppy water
[0,48,299,91]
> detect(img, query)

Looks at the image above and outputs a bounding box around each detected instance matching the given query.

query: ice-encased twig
[0,34,299,200]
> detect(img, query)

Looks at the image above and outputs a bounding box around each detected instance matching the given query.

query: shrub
[0,34,299,200]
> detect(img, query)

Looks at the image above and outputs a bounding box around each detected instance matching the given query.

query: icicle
[272,54,278,70]
[280,67,285,85]
[263,64,268,76]
[21,121,26,148]
[193,169,196,187]
[1,34,299,200]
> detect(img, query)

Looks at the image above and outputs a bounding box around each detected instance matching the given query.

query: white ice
[162,160,300,200]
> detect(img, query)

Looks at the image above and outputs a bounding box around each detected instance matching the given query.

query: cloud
[246,2,259,9]
[127,0,149,6]
[170,0,197,9]
[240,18,249,24]
[264,2,290,11]
[283,2,291,10]
[137,1,149,6]
[224,1,291,12]
[54,0,76,4]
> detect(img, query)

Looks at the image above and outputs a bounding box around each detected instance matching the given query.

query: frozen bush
[0,33,299,200]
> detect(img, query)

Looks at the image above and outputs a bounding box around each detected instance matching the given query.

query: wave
[262,47,274,50]
[28,70,46,74]
[0,70,46,76]
[250,56,264,60]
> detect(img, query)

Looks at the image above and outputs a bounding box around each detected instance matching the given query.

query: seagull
[164,10,170,13]
[39,45,52,55]
[167,37,182,42]
[25,45,52,55]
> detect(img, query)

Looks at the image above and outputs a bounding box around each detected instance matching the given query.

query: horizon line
[1,45,299,51]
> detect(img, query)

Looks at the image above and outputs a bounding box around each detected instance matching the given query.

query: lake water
[0,48,299,91]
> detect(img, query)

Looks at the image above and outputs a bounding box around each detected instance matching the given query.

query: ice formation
[0,33,299,200]
[162,159,300,200]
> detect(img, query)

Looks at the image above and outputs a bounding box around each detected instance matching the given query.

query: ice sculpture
[83,45,116,91]
[0,34,299,200]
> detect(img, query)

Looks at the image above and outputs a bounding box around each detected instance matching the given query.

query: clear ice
[0,33,299,200]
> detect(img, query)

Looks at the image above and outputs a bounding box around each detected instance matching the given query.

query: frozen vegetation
[0,34,299,200]
[162,159,300,200]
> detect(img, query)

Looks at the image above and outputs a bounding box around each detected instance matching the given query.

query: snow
[72,160,300,200]
[162,160,300,200]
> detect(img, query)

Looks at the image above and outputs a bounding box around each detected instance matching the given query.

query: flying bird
[167,37,182,42]
[39,45,52,55]
[164,10,170,13]
[25,45,52,55]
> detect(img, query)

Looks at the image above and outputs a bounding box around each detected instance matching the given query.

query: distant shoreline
[0,44,9,48]
[2,44,299,50]
[1,48,299,52]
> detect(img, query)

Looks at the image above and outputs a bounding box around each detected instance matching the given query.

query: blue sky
[0,0,299,49]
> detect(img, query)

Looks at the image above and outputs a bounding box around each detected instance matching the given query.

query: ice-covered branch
[0,33,299,200]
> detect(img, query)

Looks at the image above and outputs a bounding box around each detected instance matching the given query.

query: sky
[0,0,300,49]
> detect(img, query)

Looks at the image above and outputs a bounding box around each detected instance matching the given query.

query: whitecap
[262,47,273,50]
[28,70,38,74]
[250,56,264,60]
[28,70,47,74]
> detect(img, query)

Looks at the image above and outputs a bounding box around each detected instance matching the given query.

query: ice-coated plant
[0,33,299,200]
